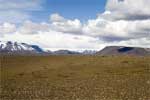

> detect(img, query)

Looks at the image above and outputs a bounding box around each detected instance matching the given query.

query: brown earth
[0,55,150,100]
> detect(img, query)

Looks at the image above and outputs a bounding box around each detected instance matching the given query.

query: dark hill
[96,46,150,56]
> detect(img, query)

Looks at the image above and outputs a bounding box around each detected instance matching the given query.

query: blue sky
[0,0,150,50]
[31,0,106,22]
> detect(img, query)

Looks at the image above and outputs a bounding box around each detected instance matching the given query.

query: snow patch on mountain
[0,41,43,53]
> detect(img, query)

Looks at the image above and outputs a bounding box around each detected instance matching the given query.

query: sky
[0,0,150,51]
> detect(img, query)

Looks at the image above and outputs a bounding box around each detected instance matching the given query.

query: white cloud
[103,0,150,20]
[0,10,30,24]
[1,11,150,49]
[83,18,150,41]
[0,0,42,11]
[18,21,50,34]
[82,0,150,44]
[0,0,43,24]
[50,13,83,34]
[50,13,65,22]
[0,18,103,50]
[115,37,150,48]
[0,30,103,50]
[0,22,16,36]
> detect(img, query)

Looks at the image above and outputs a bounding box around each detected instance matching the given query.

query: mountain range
[0,41,84,55]
[0,41,150,56]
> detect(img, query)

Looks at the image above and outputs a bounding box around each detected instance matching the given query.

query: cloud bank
[0,0,150,50]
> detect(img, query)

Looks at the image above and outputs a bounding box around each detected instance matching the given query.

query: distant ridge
[96,46,150,56]
[0,41,81,55]
[1,41,150,56]
[53,50,81,55]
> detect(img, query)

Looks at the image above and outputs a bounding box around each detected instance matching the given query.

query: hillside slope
[96,46,150,56]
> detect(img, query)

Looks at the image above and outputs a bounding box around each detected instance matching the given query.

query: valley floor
[0,55,150,100]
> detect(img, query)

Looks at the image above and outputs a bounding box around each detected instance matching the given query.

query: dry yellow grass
[0,55,150,100]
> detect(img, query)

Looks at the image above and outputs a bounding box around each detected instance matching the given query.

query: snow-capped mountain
[0,41,81,55]
[0,41,44,54]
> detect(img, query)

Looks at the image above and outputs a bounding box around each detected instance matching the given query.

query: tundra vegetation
[0,55,150,100]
